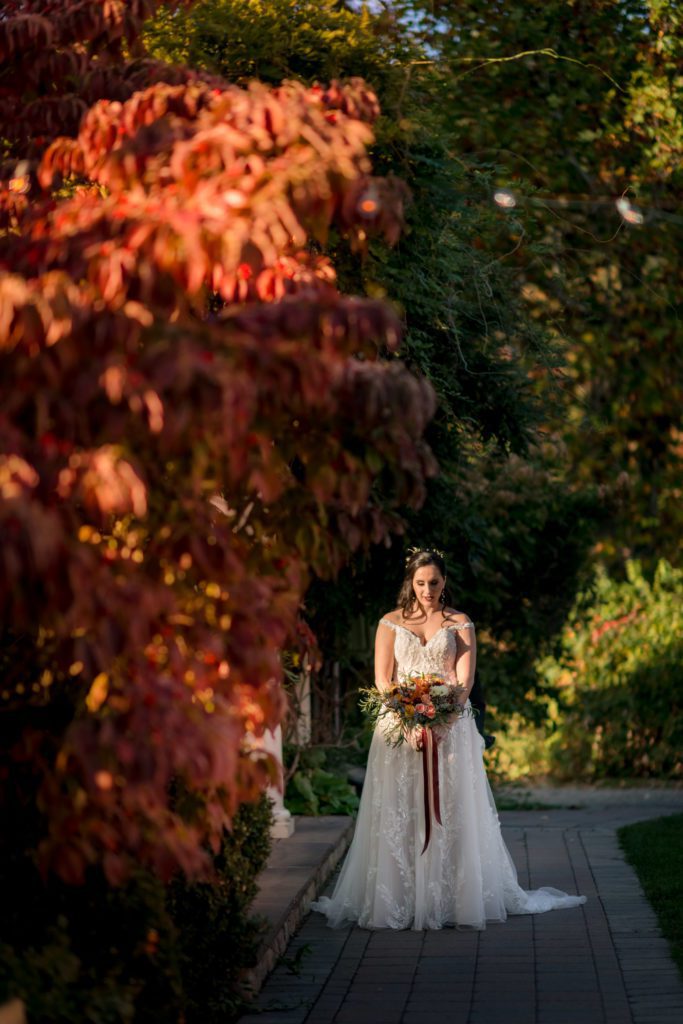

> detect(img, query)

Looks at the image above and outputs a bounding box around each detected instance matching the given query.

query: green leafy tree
[399,0,683,569]
[146,0,607,724]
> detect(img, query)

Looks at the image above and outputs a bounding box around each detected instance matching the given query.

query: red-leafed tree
[0,1,436,886]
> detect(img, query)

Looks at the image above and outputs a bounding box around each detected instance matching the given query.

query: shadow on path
[239,789,683,1024]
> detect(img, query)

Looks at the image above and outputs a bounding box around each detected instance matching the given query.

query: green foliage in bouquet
[360,674,473,747]
[537,560,683,780]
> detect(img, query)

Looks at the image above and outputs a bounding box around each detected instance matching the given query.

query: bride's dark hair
[397,549,449,617]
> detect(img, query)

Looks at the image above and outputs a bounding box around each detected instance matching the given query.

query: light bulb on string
[493,189,517,209]
[9,159,30,195]
[615,197,644,226]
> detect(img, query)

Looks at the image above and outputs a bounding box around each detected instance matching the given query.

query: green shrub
[0,798,272,1023]
[285,748,360,816]
[536,559,683,780]
[170,796,273,1022]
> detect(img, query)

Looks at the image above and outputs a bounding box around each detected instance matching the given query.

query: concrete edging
[245,815,354,995]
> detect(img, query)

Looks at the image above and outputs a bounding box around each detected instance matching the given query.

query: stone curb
[245,816,354,995]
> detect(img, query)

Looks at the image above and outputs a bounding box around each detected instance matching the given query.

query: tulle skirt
[312,709,586,930]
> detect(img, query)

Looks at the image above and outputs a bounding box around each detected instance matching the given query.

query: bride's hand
[432,710,463,742]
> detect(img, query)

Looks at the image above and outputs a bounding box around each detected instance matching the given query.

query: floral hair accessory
[404,545,446,567]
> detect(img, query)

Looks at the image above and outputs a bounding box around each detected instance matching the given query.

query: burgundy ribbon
[420,727,442,855]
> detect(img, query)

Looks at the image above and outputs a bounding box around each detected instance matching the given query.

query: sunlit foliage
[0,0,436,885]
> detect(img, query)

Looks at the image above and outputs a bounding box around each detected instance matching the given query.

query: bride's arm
[374,620,396,692]
[453,621,477,698]
[375,620,422,750]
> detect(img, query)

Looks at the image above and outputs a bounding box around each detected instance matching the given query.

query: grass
[491,784,581,811]
[618,813,683,978]
[493,796,568,811]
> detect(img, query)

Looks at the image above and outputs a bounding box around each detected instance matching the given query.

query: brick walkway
[239,796,683,1024]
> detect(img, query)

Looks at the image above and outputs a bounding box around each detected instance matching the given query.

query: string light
[8,160,30,195]
[489,187,681,227]
[493,189,516,209]
[615,197,644,225]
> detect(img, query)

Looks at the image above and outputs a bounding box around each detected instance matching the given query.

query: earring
[439,590,446,606]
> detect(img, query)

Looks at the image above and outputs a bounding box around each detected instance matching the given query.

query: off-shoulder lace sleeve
[446,621,475,631]
[379,618,399,632]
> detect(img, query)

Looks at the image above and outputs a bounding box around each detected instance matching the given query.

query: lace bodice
[379,618,474,681]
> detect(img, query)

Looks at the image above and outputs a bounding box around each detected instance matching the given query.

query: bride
[312,548,586,930]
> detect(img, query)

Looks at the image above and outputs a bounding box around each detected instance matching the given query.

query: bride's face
[412,564,445,609]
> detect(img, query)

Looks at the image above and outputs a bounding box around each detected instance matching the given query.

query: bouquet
[360,671,471,748]
[360,672,474,854]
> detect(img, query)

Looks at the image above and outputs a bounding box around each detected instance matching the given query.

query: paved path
[239,791,683,1024]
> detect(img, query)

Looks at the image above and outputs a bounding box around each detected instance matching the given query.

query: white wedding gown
[312,619,586,930]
